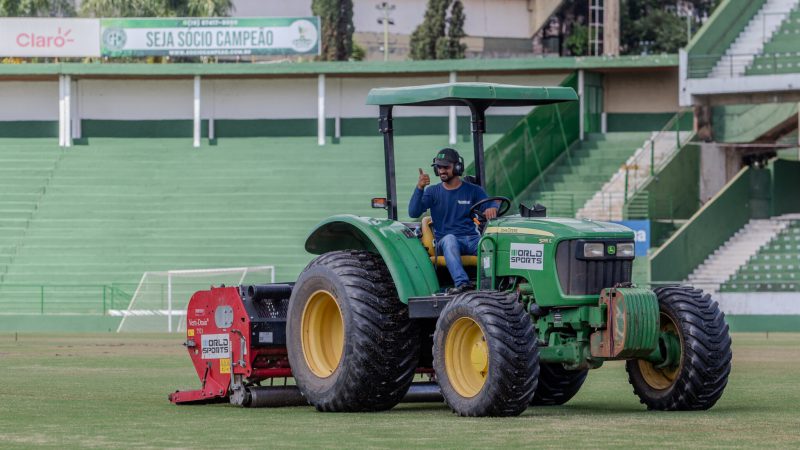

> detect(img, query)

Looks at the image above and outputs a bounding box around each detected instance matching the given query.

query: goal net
[113,266,275,333]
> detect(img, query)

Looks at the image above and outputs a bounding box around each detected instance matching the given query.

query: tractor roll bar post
[379,105,399,221]
[467,102,488,188]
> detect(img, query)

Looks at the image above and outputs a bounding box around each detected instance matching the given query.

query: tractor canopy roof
[366,82,577,107]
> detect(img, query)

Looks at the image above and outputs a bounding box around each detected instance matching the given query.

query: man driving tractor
[408,148,497,294]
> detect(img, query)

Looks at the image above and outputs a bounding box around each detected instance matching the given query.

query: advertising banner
[0,18,101,57]
[100,17,320,57]
[613,220,651,257]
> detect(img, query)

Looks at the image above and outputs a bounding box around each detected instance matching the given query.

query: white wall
[205,78,318,119]
[0,72,572,122]
[80,79,193,120]
[0,81,58,120]
[233,0,533,38]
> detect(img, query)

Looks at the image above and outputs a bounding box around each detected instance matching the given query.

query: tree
[436,0,466,59]
[620,0,719,54]
[312,0,354,61]
[0,0,75,16]
[565,22,588,56]
[79,0,233,17]
[410,0,467,60]
[410,0,449,60]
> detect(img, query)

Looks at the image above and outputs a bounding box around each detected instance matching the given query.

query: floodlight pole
[377,2,396,61]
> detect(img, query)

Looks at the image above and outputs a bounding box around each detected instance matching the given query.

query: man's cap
[432,148,460,167]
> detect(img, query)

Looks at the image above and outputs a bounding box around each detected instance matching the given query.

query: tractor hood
[486,216,634,240]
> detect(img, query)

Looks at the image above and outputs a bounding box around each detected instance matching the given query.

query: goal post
[114,265,275,333]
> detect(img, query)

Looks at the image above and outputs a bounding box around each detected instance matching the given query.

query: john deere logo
[437,153,446,159]
[607,245,616,255]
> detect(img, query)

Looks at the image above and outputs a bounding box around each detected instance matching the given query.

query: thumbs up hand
[417,168,430,190]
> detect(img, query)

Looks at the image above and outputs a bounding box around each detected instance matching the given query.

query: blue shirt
[408,181,489,240]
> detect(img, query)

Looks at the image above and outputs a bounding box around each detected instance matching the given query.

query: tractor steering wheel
[470,196,512,224]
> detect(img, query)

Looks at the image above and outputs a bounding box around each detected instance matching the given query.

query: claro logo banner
[0,18,101,57]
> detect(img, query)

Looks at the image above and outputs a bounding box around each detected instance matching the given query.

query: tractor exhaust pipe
[241,382,442,408]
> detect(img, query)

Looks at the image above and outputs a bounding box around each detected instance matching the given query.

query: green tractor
[286,83,732,416]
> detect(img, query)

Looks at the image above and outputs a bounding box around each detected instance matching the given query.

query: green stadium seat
[721,220,800,292]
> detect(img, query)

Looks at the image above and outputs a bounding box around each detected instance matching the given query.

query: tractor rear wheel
[433,291,538,417]
[530,363,588,406]
[626,285,732,410]
[286,250,418,412]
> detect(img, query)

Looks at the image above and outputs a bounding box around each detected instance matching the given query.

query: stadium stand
[516,132,652,217]
[747,5,800,75]
[708,0,797,77]
[722,217,800,292]
[578,115,692,221]
[686,218,790,294]
[0,135,499,314]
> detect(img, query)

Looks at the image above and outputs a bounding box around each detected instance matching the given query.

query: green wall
[0,121,58,138]
[628,142,701,246]
[651,167,760,282]
[726,315,800,332]
[771,159,800,216]
[1,116,525,139]
[712,103,798,143]
[0,315,121,333]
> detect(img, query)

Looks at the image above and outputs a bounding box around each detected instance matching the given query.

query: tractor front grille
[556,240,633,296]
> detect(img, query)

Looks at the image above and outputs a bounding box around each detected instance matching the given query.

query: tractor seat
[420,216,478,267]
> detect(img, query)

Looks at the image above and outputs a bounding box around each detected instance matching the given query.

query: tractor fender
[304,214,439,303]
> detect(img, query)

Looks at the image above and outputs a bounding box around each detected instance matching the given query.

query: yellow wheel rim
[301,289,344,378]
[638,312,682,390]
[445,317,488,398]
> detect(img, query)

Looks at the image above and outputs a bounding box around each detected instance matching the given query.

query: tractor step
[408,294,455,319]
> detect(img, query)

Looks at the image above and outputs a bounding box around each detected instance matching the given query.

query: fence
[0,283,136,315]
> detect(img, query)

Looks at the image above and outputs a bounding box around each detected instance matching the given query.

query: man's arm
[474,186,499,220]
[408,168,432,218]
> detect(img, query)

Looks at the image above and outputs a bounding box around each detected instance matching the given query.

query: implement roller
[169,284,443,408]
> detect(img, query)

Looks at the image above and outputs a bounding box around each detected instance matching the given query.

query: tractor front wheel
[433,291,538,417]
[626,285,732,410]
[286,250,418,412]
[530,363,588,406]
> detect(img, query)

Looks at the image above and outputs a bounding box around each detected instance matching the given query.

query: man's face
[436,163,454,182]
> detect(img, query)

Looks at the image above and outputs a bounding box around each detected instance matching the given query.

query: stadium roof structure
[366,82,578,107]
[0,54,677,79]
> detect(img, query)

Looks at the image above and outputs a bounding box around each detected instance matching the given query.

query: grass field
[0,333,799,448]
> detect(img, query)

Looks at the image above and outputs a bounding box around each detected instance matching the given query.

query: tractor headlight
[618,242,635,257]
[583,243,604,258]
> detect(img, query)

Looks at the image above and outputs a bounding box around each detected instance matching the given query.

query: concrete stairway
[517,132,651,218]
[685,218,790,294]
[710,0,799,78]
[577,130,692,221]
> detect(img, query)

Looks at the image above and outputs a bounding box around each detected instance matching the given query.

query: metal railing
[575,110,692,222]
[0,283,132,315]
